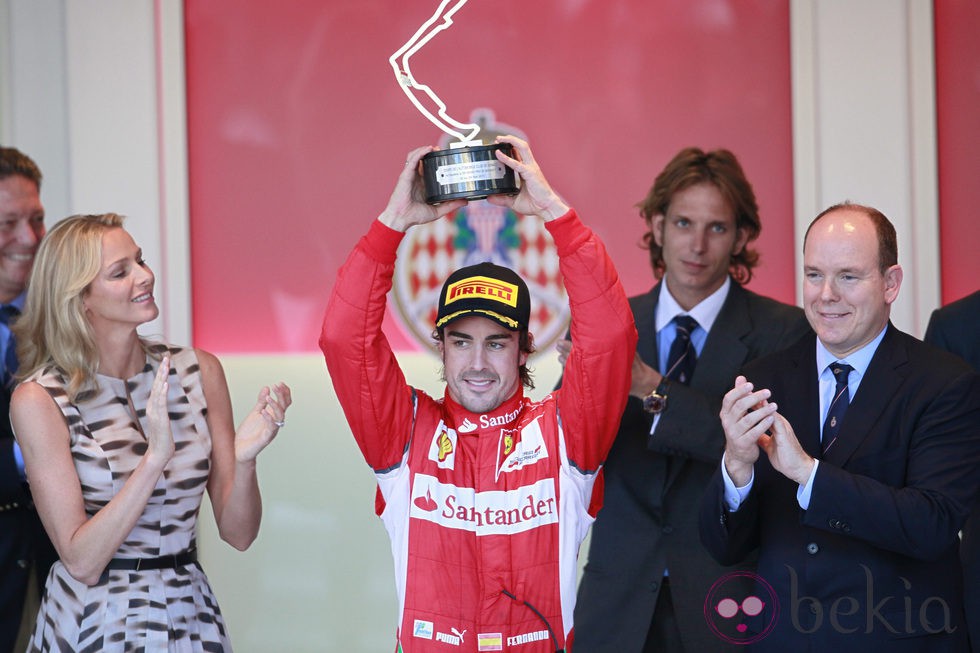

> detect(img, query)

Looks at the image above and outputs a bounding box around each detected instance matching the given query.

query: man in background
[0,146,53,653]
[925,289,980,652]
[572,147,809,652]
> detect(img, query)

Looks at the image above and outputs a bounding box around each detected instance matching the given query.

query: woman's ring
[274,420,286,427]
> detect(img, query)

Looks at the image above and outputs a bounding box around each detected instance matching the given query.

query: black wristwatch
[642,379,669,414]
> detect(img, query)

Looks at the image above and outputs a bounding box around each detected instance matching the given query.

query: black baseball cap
[435,262,530,331]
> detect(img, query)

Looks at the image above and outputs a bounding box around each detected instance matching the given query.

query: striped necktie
[664,315,698,385]
[821,362,853,455]
[0,305,20,387]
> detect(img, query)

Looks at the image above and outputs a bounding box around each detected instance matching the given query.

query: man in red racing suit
[321,136,636,652]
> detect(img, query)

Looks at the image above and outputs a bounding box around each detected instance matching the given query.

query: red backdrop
[934,0,980,305]
[185,1,795,353]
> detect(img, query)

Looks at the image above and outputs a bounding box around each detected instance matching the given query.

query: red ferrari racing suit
[320,210,635,652]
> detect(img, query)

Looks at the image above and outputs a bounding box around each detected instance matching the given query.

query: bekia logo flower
[704,571,779,645]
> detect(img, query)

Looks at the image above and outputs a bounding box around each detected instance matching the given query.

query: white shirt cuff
[796,460,820,509]
[720,452,753,511]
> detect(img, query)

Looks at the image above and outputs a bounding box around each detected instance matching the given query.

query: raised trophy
[389,0,519,204]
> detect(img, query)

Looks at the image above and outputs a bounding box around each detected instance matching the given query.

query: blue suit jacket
[926,289,980,653]
[700,325,980,652]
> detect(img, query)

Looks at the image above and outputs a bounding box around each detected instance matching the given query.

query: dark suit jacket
[926,290,980,653]
[573,281,809,652]
[700,325,980,652]
[0,376,56,650]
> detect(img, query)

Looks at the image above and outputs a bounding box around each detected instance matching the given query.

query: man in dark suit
[0,146,53,652]
[925,289,980,652]
[572,148,809,652]
[700,203,980,651]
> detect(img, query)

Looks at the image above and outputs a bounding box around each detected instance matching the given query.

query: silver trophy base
[421,143,519,204]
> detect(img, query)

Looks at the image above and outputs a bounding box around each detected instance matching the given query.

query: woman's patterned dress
[24,344,233,652]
